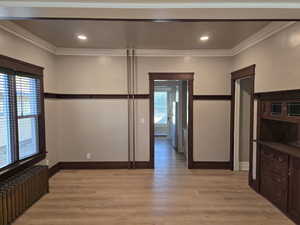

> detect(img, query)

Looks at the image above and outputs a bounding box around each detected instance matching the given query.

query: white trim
[135,49,231,57]
[0,21,295,57]
[240,162,249,171]
[56,48,232,57]
[1,1,300,9]
[232,21,296,55]
[56,48,127,56]
[233,79,241,171]
[0,21,56,54]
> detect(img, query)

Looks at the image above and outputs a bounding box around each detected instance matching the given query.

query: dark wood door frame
[230,65,256,188]
[149,73,194,169]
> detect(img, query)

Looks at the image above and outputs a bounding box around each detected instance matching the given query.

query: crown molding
[231,21,296,56]
[135,49,231,57]
[0,20,296,57]
[56,48,232,57]
[0,21,56,54]
[56,48,126,56]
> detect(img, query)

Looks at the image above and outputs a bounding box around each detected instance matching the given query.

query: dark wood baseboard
[60,161,130,169]
[193,95,232,100]
[57,161,153,170]
[133,161,154,169]
[190,161,232,169]
[48,163,61,178]
[48,161,153,178]
[48,161,229,175]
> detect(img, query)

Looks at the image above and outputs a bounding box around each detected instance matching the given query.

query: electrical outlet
[140,118,145,124]
[86,153,91,159]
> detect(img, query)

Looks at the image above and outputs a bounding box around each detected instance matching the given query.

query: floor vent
[0,166,49,225]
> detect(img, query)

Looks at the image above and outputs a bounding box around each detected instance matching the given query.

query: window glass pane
[16,76,40,159]
[154,91,168,124]
[18,117,38,159]
[16,76,38,117]
[288,102,300,116]
[0,73,12,168]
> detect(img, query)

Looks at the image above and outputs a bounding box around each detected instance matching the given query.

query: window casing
[0,55,45,176]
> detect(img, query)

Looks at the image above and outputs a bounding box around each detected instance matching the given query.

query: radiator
[0,166,49,225]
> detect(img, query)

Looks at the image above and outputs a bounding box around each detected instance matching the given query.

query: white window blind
[0,73,12,168]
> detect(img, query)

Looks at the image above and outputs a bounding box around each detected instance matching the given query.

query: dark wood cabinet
[259,145,300,223]
[256,91,300,225]
[288,157,300,224]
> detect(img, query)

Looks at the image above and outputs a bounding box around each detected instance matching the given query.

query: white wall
[44,99,60,166]
[136,56,232,95]
[55,56,127,94]
[233,22,300,93]
[54,55,233,163]
[193,100,231,161]
[0,28,59,167]
[58,99,129,162]
[134,99,150,161]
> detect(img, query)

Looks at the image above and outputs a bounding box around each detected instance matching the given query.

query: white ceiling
[2,0,300,7]
[14,20,269,49]
[1,1,300,20]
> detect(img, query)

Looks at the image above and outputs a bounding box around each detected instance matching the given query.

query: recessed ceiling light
[200,35,209,41]
[77,34,87,40]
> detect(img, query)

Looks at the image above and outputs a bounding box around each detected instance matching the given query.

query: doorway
[231,65,256,188]
[149,73,194,169]
[233,77,253,171]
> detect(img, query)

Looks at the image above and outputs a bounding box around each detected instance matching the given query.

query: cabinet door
[288,157,300,224]
[260,147,288,212]
[260,171,288,211]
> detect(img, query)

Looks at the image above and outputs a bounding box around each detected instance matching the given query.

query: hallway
[155,137,186,169]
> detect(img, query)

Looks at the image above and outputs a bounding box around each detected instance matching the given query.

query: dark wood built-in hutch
[256,90,300,224]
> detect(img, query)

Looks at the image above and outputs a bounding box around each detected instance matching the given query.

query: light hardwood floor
[14,138,295,225]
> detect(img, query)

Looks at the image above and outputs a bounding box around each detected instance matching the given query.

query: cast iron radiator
[0,166,49,225]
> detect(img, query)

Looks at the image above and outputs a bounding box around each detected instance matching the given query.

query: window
[154,91,168,124]
[16,76,40,159]
[0,55,45,172]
